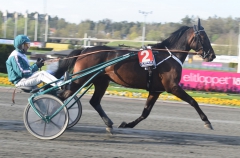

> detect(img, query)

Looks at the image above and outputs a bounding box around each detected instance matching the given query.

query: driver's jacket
[6,50,39,84]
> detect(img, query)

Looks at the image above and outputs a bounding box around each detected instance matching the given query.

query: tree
[1,11,240,55]
[6,18,14,39]
[146,30,161,41]
[112,31,121,39]
[127,32,139,40]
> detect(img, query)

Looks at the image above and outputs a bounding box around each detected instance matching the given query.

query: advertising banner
[201,62,222,67]
[180,69,240,93]
[0,39,14,45]
[0,39,42,47]
[30,42,43,48]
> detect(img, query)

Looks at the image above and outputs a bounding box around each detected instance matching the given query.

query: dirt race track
[0,87,239,158]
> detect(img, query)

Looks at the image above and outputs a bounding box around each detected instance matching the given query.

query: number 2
[141,50,150,62]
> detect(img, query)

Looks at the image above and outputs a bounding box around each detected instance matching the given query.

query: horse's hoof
[106,126,113,135]
[118,121,127,128]
[204,123,214,130]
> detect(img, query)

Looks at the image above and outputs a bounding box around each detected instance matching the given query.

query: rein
[44,49,118,64]
[44,48,200,64]
[152,48,200,55]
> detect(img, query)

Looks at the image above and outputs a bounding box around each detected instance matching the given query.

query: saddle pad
[138,49,155,67]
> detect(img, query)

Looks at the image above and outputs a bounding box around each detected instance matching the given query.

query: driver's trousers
[15,71,60,87]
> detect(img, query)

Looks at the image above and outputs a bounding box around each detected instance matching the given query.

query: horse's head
[190,19,216,62]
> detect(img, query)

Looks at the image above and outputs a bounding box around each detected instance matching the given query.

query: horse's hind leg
[170,85,213,130]
[89,78,114,133]
[119,91,160,128]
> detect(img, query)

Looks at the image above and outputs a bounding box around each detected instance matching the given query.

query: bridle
[193,25,210,59]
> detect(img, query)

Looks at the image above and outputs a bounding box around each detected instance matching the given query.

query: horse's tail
[54,49,83,78]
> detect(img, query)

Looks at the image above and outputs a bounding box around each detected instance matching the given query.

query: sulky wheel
[23,94,69,140]
[64,96,82,129]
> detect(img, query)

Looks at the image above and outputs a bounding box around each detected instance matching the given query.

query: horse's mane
[150,26,190,49]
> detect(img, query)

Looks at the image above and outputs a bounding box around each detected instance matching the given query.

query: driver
[6,34,62,88]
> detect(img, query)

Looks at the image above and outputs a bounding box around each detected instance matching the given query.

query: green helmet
[14,35,31,52]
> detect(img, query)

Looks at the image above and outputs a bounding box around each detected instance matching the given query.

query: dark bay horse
[54,19,216,133]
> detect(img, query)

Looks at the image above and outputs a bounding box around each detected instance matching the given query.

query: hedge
[229,62,238,69]
[0,44,15,73]
[29,47,53,51]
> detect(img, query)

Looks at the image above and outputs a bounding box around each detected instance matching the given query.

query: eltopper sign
[180,69,240,93]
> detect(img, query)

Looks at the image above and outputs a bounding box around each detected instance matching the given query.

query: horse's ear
[193,25,197,32]
[198,18,201,30]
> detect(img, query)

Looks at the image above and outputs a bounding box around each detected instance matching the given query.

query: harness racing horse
[54,19,216,133]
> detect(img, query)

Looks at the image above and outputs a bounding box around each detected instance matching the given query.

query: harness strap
[165,47,183,67]
[156,55,171,66]
[146,47,184,91]
[156,47,183,67]
[146,67,153,91]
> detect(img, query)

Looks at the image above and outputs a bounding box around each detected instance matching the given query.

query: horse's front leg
[170,85,213,130]
[89,78,114,133]
[119,91,160,128]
